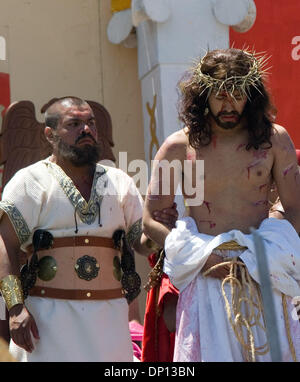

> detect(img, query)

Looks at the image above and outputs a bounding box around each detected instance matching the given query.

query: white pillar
[136,0,228,164]
[107,0,256,213]
[132,0,256,164]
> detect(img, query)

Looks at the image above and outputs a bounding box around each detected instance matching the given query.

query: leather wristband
[0,275,24,310]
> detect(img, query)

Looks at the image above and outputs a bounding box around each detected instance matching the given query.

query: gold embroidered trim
[44,161,108,225]
[126,218,142,248]
[0,200,30,244]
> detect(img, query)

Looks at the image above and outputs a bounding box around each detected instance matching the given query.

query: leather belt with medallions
[25,236,125,301]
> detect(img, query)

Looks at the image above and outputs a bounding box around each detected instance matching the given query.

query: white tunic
[0,159,143,362]
[164,217,300,362]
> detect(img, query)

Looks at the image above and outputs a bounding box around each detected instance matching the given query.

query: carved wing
[0,101,52,188]
[86,100,116,163]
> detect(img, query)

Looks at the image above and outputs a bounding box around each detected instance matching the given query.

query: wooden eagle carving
[0,98,116,189]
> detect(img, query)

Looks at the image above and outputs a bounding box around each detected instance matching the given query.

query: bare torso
[144,120,300,249]
[180,128,274,235]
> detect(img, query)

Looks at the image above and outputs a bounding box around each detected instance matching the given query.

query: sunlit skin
[203,201,212,214]
[247,159,263,179]
[253,149,268,159]
[45,104,99,202]
[236,143,246,151]
[212,135,217,148]
[208,90,247,131]
[53,106,98,148]
[144,91,300,279]
[143,87,300,333]
[283,163,295,177]
[259,183,268,192]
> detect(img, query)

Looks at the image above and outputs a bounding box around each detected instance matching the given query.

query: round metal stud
[38,256,58,281]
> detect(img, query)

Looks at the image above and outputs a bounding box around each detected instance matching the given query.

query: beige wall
[0,0,150,318]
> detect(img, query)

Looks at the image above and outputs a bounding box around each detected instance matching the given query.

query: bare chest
[184,142,274,195]
[73,180,93,202]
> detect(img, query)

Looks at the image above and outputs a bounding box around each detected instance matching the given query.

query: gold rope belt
[145,242,297,362]
[214,240,248,251]
[204,240,297,362]
[203,253,269,361]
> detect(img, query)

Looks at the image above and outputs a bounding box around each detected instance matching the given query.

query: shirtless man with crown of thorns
[143,48,300,362]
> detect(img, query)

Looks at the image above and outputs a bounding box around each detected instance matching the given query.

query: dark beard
[209,110,242,130]
[56,137,101,166]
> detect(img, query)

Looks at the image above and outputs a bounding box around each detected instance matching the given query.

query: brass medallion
[75,255,100,281]
[121,271,141,302]
[38,256,57,281]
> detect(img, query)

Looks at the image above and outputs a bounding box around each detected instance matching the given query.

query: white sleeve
[0,167,44,245]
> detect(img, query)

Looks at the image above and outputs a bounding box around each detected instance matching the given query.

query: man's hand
[152,202,179,230]
[9,304,40,353]
[202,253,231,279]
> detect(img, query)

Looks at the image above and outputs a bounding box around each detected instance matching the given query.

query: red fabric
[0,72,10,198]
[230,0,300,147]
[141,253,179,362]
[0,73,10,111]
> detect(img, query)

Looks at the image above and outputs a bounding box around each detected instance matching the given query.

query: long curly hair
[178,49,276,150]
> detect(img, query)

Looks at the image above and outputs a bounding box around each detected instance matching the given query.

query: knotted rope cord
[144,249,165,292]
[202,248,269,362]
[282,293,298,362]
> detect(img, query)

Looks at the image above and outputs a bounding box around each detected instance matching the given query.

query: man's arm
[143,133,185,248]
[0,214,39,352]
[132,233,159,256]
[133,204,179,256]
[0,214,22,281]
[271,125,300,232]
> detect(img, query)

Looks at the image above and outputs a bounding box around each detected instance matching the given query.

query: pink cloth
[129,321,144,360]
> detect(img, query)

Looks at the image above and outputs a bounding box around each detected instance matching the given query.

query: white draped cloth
[0,159,143,362]
[164,217,300,362]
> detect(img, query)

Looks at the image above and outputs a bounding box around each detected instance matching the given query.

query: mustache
[217,111,240,118]
[75,132,97,144]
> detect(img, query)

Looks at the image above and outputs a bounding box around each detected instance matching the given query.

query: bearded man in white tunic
[143,48,300,362]
[0,96,155,362]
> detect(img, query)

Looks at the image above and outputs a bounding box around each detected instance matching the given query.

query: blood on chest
[184,149,273,195]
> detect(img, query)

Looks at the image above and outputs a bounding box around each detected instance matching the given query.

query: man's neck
[49,154,96,182]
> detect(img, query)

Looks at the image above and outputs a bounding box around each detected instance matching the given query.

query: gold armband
[145,238,161,252]
[0,275,24,311]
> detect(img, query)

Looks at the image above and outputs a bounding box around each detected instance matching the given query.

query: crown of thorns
[193,50,271,100]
